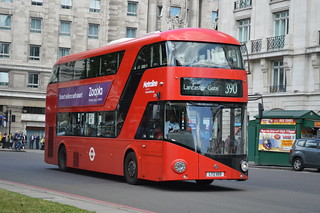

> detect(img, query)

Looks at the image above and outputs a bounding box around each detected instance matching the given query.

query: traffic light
[4,110,8,122]
[258,103,264,118]
[0,116,2,126]
[11,115,16,122]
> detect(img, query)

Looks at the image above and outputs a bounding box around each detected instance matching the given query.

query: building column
[311,53,320,91]
[147,0,157,32]
[260,59,270,93]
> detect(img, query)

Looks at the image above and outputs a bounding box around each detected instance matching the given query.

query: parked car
[289,138,320,171]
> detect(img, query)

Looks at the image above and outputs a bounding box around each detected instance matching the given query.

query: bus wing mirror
[241,43,251,75]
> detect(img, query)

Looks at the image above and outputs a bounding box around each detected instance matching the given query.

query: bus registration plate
[206,172,225,177]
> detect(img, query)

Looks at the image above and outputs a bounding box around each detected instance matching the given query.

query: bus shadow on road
[141,180,244,192]
[49,168,244,192]
[49,168,126,183]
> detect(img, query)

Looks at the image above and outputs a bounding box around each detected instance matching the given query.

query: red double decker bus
[45,28,249,185]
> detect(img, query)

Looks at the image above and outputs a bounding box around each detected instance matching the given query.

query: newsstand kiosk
[248,110,320,166]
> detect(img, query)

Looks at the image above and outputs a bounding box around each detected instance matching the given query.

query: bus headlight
[240,160,249,172]
[172,160,187,173]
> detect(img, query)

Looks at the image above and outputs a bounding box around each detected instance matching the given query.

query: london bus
[45,28,249,185]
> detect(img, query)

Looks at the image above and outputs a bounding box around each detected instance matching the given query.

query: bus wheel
[58,146,68,172]
[196,180,214,185]
[124,152,139,185]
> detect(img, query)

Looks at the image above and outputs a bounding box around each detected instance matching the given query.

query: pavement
[0,148,293,213]
[0,148,153,213]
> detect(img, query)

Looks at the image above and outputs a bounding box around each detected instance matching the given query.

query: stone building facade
[1,0,319,139]
[218,0,320,119]
[0,0,219,137]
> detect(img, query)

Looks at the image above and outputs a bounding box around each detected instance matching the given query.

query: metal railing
[251,39,262,53]
[267,35,285,51]
[234,0,252,10]
[269,85,286,93]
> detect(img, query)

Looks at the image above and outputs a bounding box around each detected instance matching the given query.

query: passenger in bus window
[165,113,180,137]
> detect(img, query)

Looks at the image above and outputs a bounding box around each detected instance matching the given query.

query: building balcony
[267,35,285,51]
[245,35,293,60]
[234,0,252,10]
[251,39,262,53]
[269,85,286,93]
[248,35,286,54]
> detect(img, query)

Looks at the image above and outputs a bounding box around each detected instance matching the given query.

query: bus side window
[135,103,164,140]
[150,42,167,67]
[87,56,101,78]
[49,65,59,84]
[101,51,125,76]
[133,46,150,70]
[98,111,115,137]
[59,62,73,82]
[74,60,85,80]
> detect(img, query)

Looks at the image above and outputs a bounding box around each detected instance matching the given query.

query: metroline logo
[143,80,158,88]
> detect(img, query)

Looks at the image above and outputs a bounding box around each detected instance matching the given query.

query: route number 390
[225,83,238,94]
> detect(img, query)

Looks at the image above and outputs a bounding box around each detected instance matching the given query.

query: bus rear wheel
[124,152,139,185]
[58,146,68,172]
[196,180,214,185]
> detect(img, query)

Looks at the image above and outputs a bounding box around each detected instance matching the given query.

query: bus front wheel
[124,152,139,185]
[58,146,68,172]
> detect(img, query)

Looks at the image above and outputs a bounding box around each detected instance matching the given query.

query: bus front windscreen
[166,41,244,70]
[165,102,247,156]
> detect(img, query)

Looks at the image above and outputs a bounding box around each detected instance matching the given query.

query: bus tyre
[124,152,139,185]
[195,180,214,185]
[58,146,68,172]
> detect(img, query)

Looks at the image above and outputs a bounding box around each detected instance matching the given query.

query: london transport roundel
[89,147,96,161]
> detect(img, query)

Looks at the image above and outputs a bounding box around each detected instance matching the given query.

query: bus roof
[55,28,240,65]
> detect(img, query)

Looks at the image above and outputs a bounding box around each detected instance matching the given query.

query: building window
[0,72,9,86]
[29,45,41,61]
[170,7,181,17]
[30,18,42,33]
[238,19,250,43]
[22,106,45,114]
[271,60,286,93]
[127,2,137,16]
[0,42,10,58]
[60,21,71,36]
[126,27,137,38]
[58,48,70,58]
[157,6,163,20]
[61,0,72,9]
[88,24,99,39]
[28,73,39,88]
[212,11,218,29]
[32,0,43,6]
[274,10,289,36]
[0,14,11,30]
[89,0,100,12]
[234,0,251,10]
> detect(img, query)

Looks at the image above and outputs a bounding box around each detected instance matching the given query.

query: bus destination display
[181,78,242,97]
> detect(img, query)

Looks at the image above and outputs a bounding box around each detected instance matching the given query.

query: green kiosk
[248,110,320,166]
